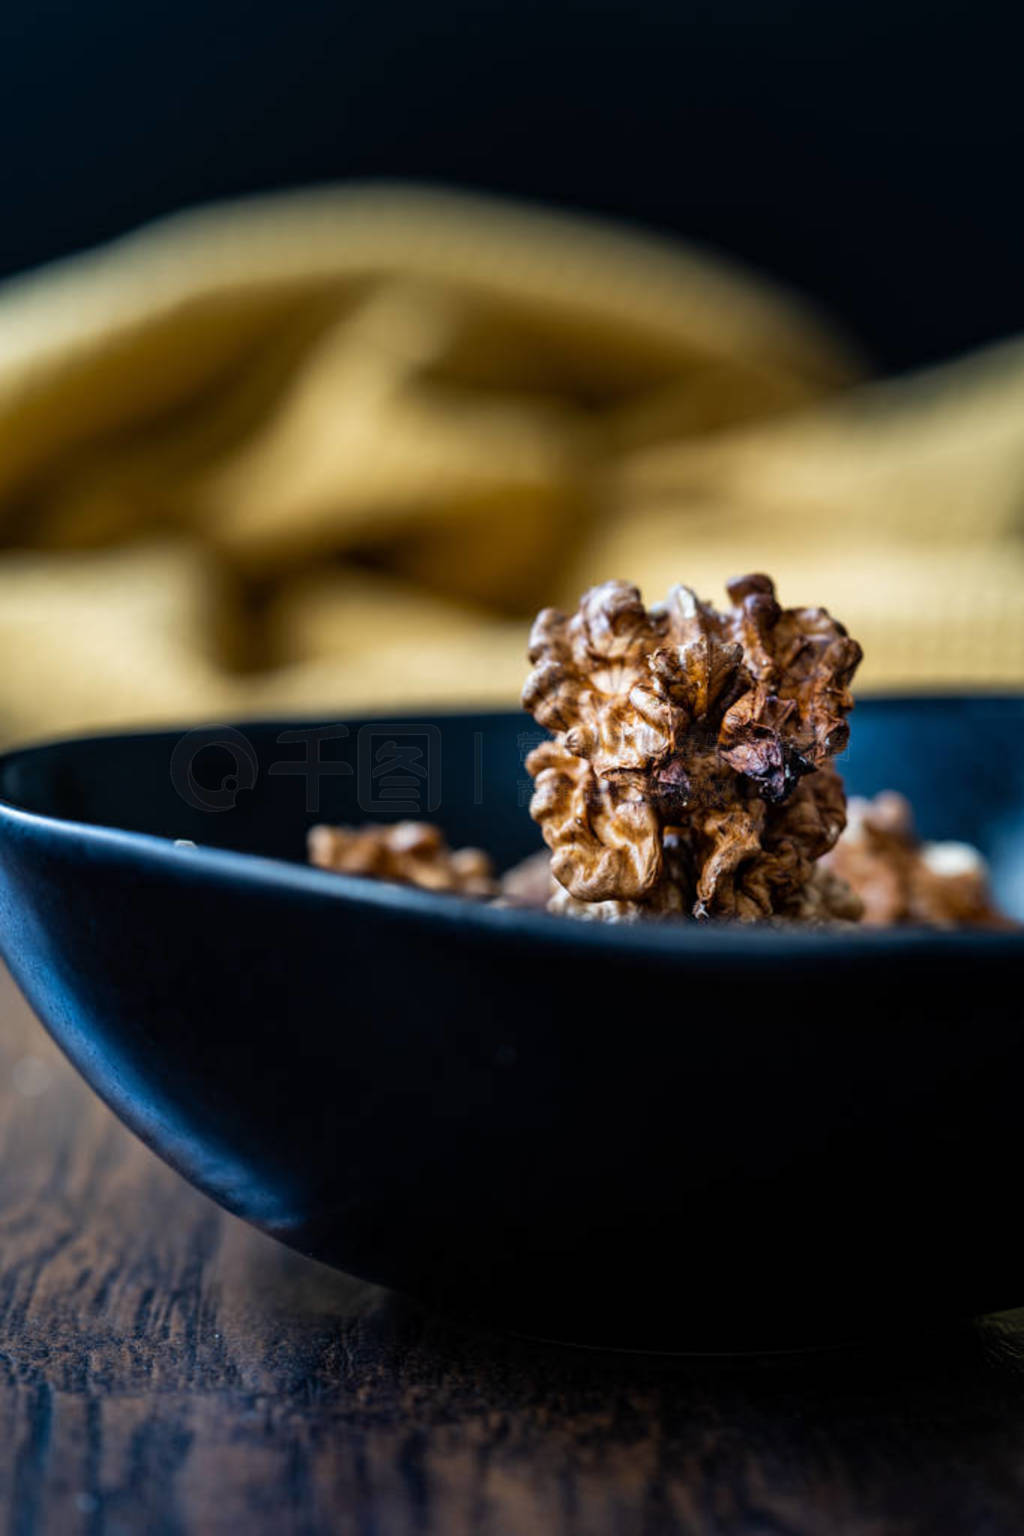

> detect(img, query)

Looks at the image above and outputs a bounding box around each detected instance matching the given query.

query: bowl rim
[1,702,1022,964]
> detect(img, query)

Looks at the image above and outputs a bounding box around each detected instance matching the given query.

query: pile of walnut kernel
[308,574,1011,930]
[821,791,1012,929]
[308,820,497,898]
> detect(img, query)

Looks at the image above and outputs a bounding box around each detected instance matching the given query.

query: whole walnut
[522,575,862,921]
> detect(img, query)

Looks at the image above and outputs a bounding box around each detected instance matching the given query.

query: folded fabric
[0,182,1018,745]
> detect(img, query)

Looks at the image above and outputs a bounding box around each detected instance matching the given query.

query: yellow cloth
[0,182,1020,744]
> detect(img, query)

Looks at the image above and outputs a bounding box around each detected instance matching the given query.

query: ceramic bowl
[0,698,1022,1349]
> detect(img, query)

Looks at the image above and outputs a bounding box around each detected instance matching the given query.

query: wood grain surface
[4,960,1024,1536]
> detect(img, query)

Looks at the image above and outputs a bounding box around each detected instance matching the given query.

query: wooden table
[4,960,1024,1535]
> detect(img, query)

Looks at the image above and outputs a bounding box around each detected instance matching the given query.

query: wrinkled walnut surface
[501,846,863,925]
[498,848,557,909]
[308,821,497,897]
[522,575,862,921]
[822,792,1013,929]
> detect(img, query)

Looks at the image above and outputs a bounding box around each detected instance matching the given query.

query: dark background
[1,0,1021,372]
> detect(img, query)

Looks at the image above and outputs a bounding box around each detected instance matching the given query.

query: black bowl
[0,699,1022,1351]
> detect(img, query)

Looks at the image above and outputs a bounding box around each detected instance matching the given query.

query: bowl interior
[2,695,1024,920]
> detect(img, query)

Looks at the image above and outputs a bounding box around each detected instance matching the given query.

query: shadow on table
[249,1223,1024,1529]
